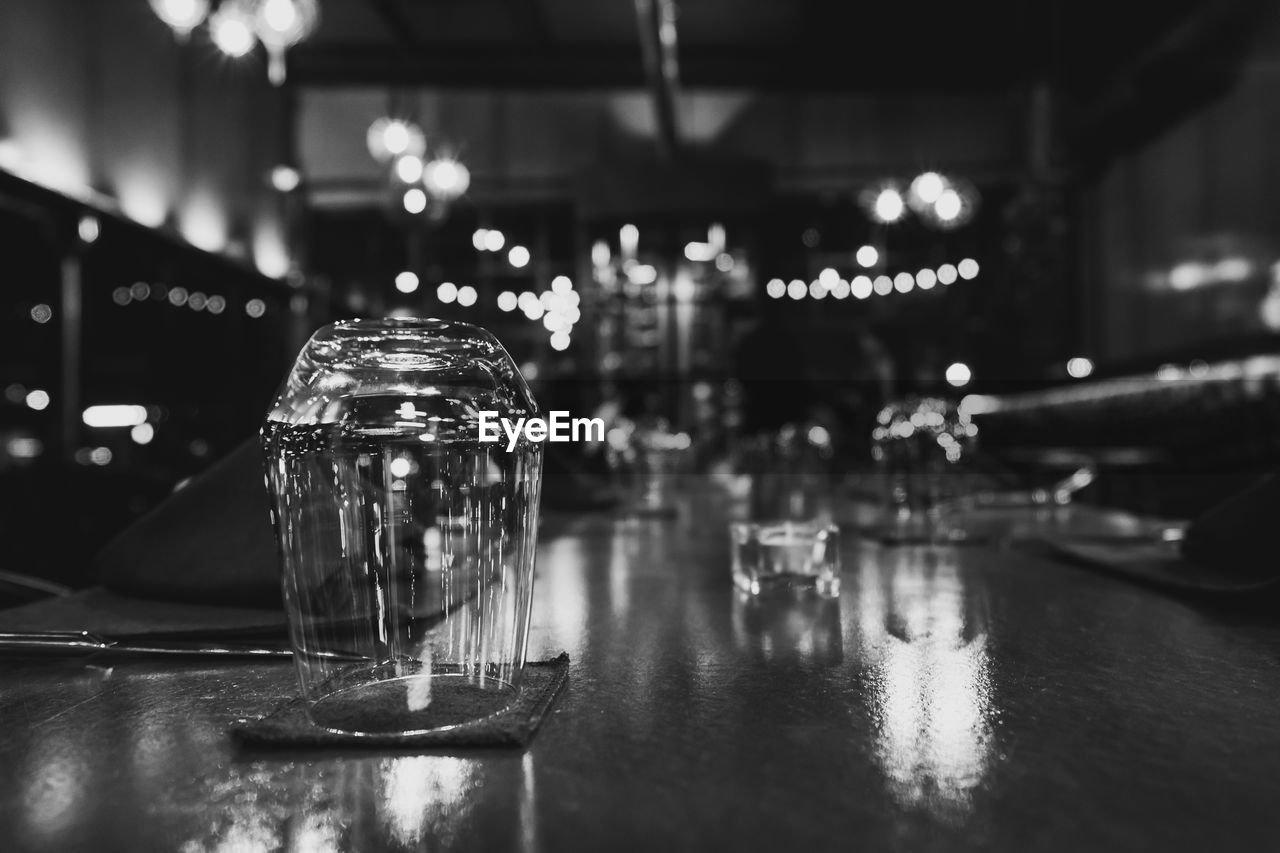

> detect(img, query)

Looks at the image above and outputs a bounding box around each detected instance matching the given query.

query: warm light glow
[150,0,210,35]
[873,275,893,296]
[551,275,573,294]
[673,275,697,301]
[245,298,266,318]
[619,224,639,256]
[179,193,227,252]
[945,362,972,387]
[819,268,839,289]
[809,281,826,299]
[550,332,571,351]
[517,291,539,313]
[367,118,425,162]
[935,189,962,222]
[715,253,734,273]
[388,456,412,478]
[209,2,256,57]
[83,405,147,428]
[252,218,291,278]
[484,230,506,252]
[78,215,100,244]
[270,165,300,192]
[402,188,427,214]
[684,241,714,262]
[629,264,657,285]
[423,158,471,199]
[497,291,517,312]
[766,278,786,299]
[7,437,43,459]
[873,188,905,223]
[957,258,979,280]
[437,282,458,303]
[472,229,489,251]
[916,269,937,290]
[910,171,946,205]
[508,246,531,268]
[591,240,611,268]
[856,245,879,267]
[831,279,851,299]
[394,155,423,183]
[456,285,477,307]
[168,286,189,307]
[1169,262,1206,291]
[851,275,873,299]
[30,304,52,324]
[787,279,806,300]
[260,0,299,33]
[958,394,998,417]
[1214,257,1252,282]
[118,180,168,228]
[25,390,50,411]
[0,139,22,173]
[893,272,914,294]
[937,263,958,285]
[1067,357,1094,379]
[383,122,410,156]
[395,272,419,294]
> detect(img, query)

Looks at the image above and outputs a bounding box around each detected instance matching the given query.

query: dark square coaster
[231,653,569,750]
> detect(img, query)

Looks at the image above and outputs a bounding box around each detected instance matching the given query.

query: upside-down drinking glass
[262,318,543,734]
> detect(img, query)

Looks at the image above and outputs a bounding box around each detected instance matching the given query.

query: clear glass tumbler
[261,318,543,735]
[730,520,840,598]
[871,396,975,541]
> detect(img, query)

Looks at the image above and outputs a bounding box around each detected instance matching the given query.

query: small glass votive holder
[729,520,840,598]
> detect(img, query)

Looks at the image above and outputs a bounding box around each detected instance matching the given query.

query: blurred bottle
[871,397,977,541]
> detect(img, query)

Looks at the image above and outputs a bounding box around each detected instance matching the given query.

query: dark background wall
[1085,10,1280,363]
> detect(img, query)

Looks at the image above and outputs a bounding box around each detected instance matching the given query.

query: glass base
[307,673,517,735]
[733,572,840,598]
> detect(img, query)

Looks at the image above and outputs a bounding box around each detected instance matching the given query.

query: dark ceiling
[290,0,1257,96]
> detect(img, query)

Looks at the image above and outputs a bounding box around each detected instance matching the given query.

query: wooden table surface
[2,490,1278,852]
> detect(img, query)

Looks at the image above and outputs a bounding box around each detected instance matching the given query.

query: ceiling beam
[370,0,425,52]
[504,0,552,44]
[287,45,1014,91]
[1068,0,1268,168]
[633,0,680,158]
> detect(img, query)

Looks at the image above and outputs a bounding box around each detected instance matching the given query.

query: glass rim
[729,519,839,534]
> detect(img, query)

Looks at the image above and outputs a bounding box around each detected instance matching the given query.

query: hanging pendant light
[209,0,258,58]
[366,117,426,163]
[150,0,211,41]
[250,0,320,85]
[422,157,471,201]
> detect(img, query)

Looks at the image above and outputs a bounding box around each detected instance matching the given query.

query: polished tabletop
[3,489,1279,851]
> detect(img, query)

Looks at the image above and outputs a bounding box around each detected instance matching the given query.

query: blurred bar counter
[969,355,1280,517]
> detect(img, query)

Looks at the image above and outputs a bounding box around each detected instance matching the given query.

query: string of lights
[765,258,979,301]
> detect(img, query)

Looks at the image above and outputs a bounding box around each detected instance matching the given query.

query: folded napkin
[1180,471,1280,581]
[89,436,577,613]
[1033,471,1280,594]
[0,586,285,638]
[94,437,283,609]
[233,653,569,749]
